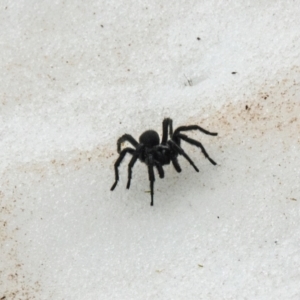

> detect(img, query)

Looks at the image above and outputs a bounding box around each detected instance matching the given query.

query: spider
[110,118,218,206]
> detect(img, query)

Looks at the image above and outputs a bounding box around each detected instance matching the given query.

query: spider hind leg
[126,154,139,189]
[169,140,199,172]
[177,133,217,165]
[173,125,218,136]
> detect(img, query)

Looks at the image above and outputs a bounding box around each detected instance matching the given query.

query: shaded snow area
[1,1,300,299]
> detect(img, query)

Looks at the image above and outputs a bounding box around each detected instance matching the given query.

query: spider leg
[174,125,218,136]
[111,148,135,191]
[169,119,173,136]
[171,155,182,173]
[126,154,139,189]
[168,140,199,172]
[148,163,155,206]
[155,162,164,178]
[162,118,172,144]
[177,133,217,165]
[117,134,139,153]
[161,118,174,144]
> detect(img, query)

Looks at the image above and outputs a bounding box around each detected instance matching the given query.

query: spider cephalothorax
[111,118,218,206]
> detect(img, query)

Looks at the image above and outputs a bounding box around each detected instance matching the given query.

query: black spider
[111,118,218,206]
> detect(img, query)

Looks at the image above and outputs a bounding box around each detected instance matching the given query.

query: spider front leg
[117,134,139,153]
[148,164,155,206]
[161,118,173,144]
[171,155,182,173]
[147,155,156,206]
[155,162,164,178]
[111,148,135,191]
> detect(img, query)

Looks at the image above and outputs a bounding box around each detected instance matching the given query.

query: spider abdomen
[139,130,160,147]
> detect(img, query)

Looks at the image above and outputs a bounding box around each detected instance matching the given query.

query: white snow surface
[1,1,300,299]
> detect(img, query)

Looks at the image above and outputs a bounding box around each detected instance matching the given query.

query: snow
[1,1,300,299]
